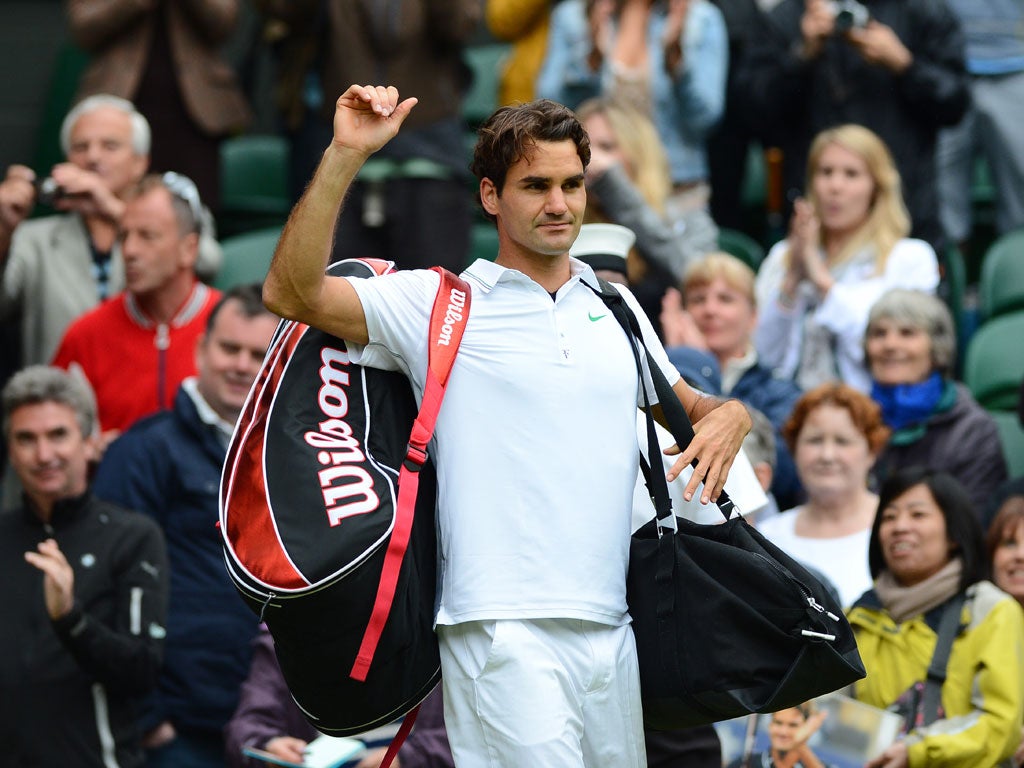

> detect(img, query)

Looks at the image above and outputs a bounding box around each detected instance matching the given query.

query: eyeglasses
[162,171,203,233]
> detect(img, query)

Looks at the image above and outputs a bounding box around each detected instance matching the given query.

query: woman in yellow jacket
[847,468,1024,768]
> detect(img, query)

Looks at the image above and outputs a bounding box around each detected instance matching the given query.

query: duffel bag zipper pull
[807,596,841,622]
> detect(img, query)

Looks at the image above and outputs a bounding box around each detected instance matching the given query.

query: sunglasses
[162,171,203,233]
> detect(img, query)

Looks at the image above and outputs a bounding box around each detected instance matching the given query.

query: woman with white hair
[867,288,1007,508]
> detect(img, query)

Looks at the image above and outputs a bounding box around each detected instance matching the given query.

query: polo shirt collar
[463,257,599,294]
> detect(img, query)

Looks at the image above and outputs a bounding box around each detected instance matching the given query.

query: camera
[34,176,65,207]
[829,0,870,32]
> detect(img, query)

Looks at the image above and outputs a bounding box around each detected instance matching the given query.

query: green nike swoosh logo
[588,312,607,322]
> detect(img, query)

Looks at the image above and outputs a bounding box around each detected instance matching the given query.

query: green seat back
[462,44,510,129]
[717,227,765,270]
[213,226,282,291]
[979,228,1024,320]
[991,410,1024,480]
[964,312,1024,411]
[219,135,290,236]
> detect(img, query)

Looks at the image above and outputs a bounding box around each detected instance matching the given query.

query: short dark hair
[470,99,590,221]
[868,467,986,592]
[206,283,273,333]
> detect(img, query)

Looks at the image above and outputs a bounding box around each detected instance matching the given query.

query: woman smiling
[848,468,1024,768]
[867,289,1007,508]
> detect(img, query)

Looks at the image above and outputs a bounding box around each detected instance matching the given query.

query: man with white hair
[0,95,221,370]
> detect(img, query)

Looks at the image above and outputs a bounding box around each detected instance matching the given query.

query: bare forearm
[263,144,365,321]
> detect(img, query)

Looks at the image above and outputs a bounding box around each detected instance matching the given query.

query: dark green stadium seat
[219,135,291,237]
[717,227,766,270]
[964,311,1024,411]
[462,43,510,129]
[213,226,282,291]
[979,227,1024,320]
[991,410,1024,480]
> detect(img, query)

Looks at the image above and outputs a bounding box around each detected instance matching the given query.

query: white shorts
[437,618,647,768]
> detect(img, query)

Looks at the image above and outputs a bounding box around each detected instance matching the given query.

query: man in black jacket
[0,364,168,768]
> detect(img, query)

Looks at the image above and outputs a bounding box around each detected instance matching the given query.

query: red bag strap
[378,703,420,768]
[350,267,471,681]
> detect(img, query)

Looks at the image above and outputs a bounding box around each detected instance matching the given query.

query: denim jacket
[536,0,728,185]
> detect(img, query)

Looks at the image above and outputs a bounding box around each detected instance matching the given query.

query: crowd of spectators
[2,0,1024,766]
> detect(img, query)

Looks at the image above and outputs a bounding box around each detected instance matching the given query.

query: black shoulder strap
[921,591,967,726]
[588,278,735,521]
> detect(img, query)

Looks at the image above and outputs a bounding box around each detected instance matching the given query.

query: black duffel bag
[592,280,866,730]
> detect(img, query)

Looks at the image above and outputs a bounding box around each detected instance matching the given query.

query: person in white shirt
[754,124,939,393]
[757,382,890,608]
[261,83,751,768]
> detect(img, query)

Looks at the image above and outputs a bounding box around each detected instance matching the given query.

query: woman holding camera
[754,124,939,393]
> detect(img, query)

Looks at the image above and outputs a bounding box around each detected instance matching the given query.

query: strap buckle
[403,444,428,472]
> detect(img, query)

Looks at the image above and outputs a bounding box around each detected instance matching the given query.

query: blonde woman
[577,96,717,330]
[754,124,939,393]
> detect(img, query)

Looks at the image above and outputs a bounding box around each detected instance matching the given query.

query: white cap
[569,223,636,275]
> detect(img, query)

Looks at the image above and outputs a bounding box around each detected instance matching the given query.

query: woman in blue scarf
[866,288,1007,509]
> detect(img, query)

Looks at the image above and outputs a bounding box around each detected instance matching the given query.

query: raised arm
[261,85,418,344]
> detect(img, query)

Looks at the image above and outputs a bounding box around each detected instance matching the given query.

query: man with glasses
[51,173,221,448]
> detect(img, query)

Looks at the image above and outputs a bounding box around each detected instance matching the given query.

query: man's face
[67,107,147,197]
[481,139,587,259]
[8,401,96,508]
[195,300,278,424]
[120,187,197,297]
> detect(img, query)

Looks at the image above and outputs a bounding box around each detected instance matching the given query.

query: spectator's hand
[24,539,75,620]
[356,746,401,768]
[332,85,418,158]
[865,740,908,768]
[141,721,176,750]
[0,164,37,234]
[660,287,707,350]
[799,0,835,59]
[47,162,126,223]
[264,736,309,763]
[662,0,690,72]
[587,0,615,71]
[781,197,818,298]
[1013,726,1024,767]
[792,709,828,746]
[846,21,913,73]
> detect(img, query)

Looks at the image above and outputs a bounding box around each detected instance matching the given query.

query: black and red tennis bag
[220,258,470,737]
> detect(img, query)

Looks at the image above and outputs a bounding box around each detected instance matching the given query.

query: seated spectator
[758,383,890,608]
[224,627,454,768]
[0,365,169,768]
[849,468,1024,768]
[755,124,939,393]
[867,288,1008,510]
[575,96,718,333]
[725,701,828,768]
[52,173,221,444]
[536,0,727,273]
[92,284,277,768]
[734,0,969,252]
[67,0,252,210]
[661,251,803,508]
[0,94,220,370]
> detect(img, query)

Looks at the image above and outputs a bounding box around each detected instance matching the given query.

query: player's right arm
[263,85,418,344]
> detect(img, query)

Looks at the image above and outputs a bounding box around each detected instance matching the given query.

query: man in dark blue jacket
[93,283,278,768]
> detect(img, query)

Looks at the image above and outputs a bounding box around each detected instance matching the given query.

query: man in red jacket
[52,172,220,449]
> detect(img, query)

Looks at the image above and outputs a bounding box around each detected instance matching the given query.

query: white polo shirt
[346,258,680,626]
